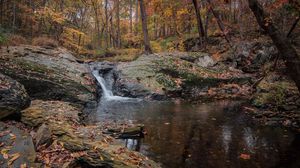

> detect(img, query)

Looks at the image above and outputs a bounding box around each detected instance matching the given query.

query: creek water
[89,70,300,168]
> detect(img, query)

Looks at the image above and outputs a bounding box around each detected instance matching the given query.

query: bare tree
[192,0,205,42]
[138,0,152,54]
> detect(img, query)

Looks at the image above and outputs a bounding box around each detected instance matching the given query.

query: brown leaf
[8,153,20,165]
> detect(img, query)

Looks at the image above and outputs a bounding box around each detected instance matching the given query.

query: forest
[0,0,300,167]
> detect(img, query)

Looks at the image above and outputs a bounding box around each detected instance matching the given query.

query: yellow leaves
[164,8,173,17]
[177,8,188,16]
[36,7,65,24]
[1,148,10,159]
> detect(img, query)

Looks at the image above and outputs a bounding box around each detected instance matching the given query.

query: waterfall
[92,70,113,98]
[92,70,133,101]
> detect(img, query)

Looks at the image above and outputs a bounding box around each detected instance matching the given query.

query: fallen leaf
[240,153,250,160]
[20,163,27,168]
[9,133,16,140]
[8,153,20,165]
[1,147,11,159]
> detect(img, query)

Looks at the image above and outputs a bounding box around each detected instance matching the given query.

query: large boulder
[0,45,96,104]
[0,73,30,119]
[21,100,160,167]
[116,53,251,99]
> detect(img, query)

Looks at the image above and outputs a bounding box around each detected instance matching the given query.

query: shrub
[32,37,58,48]
[6,35,27,46]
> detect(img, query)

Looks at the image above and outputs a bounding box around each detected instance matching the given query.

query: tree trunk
[116,0,121,48]
[105,0,109,48]
[192,0,205,41]
[207,0,231,45]
[135,0,139,35]
[138,0,152,54]
[91,0,101,48]
[248,0,300,92]
[12,0,16,33]
[130,0,133,34]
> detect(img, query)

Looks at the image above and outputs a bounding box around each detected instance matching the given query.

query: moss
[253,81,296,107]
[14,59,55,74]
[156,73,178,91]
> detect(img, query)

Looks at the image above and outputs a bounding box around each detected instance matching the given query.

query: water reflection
[87,100,300,168]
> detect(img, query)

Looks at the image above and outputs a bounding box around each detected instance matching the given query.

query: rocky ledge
[0,45,96,104]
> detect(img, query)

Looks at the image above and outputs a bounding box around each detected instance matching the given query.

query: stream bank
[0,40,299,167]
[0,45,160,167]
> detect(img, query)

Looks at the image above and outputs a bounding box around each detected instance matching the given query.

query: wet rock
[0,73,30,119]
[0,122,38,167]
[0,45,96,104]
[21,100,160,167]
[34,124,53,148]
[90,61,115,74]
[104,125,145,139]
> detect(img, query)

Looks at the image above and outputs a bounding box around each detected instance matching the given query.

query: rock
[234,40,277,72]
[0,73,30,119]
[21,100,160,167]
[116,53,251,100]
[34,124,53,148]
[281,105,298,111]
[104,125,145,139]
[0,122,38,167]
[90,61,115,74]
[196,55,216,68]
[0,45,96,104]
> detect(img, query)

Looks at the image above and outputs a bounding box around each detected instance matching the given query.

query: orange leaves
[272,0,289,9]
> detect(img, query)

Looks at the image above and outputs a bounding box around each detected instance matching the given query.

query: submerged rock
[0,45,96,104]
[21,100,160,167]
[0,122,38,167]
[0,73,30,119]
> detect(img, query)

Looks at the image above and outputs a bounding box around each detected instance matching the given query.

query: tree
[138,0,152,54]
[192,0,205,42]
[207,0,231,46]
[116,0,121,48]
[248,0,300,92]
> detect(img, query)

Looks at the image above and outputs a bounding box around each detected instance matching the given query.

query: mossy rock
[0,45,96,104]
[21,100,160,167]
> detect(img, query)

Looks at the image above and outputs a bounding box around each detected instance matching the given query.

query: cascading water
[92,70,113,98]
[92,69,134,101]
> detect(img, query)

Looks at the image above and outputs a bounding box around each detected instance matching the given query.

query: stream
[87,69,300,168]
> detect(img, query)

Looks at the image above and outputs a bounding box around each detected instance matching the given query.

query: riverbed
[86,99,300,168]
